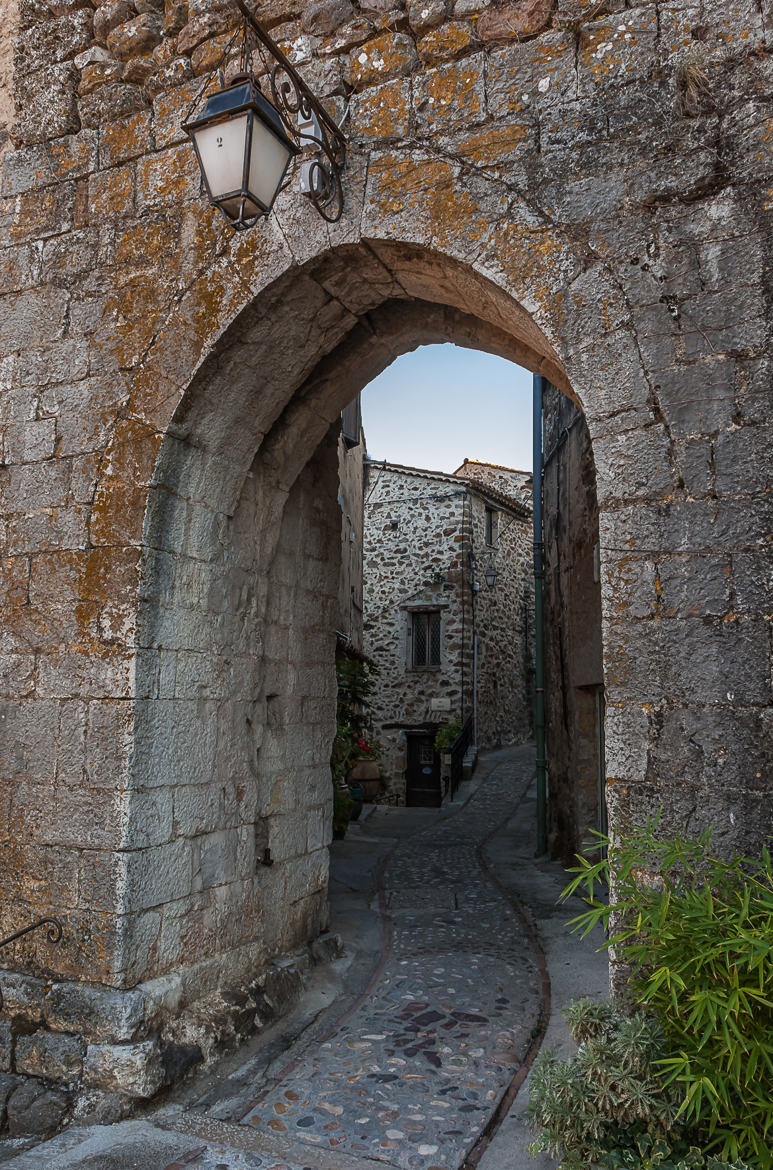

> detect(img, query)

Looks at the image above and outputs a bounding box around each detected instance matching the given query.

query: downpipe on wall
[533,374,548,855]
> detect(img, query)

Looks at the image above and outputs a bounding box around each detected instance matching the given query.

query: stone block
[132,699,218,787]
[732,550,773,615]
[71,1087,128,1126]
[83,1039,164,1097]
[87,162,135,219]
[15,1030,84,1083]
[123,839,193,911]
[310,932,344,963]
[14,11,93,76]
[418,22,477,64]
[0,1023,13,1073]
[0,1074,22,1129]
[0,975,45,1026]
[196,829,238,890]
[44,982,145,1042]
[346,32,419,90]
[592,425,675,506]
[0,287,69,352]
[302,0,355,36]
[714,425,772,498]
[6,1079,71,1137]
[407,0,446,34]
[107,13,163,59]
[664,617,771,705]
[656,361,736,437]
[177,10,231,54]
[656,554,730,619]
[1,132,97,197]
[94,1,137,45]
[477,0,553,42]
[413,55,486,134]
[135,143,201,212]
[13,64,80,146]
[78,81,147,127]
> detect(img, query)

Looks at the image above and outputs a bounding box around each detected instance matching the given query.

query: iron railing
[0,918,63,1012]
[449,715,474,798]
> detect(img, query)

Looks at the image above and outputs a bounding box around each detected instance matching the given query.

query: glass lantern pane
[247,116,294,213]
[192,115,248,200]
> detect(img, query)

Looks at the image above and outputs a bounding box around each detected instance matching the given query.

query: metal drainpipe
[533,373,548,855]
[472,632,478,748]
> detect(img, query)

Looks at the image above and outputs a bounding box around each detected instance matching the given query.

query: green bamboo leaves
[559,824,773,1166]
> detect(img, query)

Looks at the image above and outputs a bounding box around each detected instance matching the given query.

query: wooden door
[405,735,441,807]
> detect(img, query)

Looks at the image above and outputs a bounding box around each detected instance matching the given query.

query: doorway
[405,732,442,807]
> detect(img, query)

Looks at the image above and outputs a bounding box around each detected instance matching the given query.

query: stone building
[336,395,366,656]
[541,385,606,863]
[0,0,771,1135]
[362,459,533,804]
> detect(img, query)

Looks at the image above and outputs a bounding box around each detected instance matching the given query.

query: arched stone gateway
[0,0,770,1125]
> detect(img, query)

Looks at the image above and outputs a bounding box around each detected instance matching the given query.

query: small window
[484,506,497,546]
[411,611,441,668]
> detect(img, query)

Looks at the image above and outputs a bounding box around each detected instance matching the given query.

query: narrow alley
[0,746,605,1170]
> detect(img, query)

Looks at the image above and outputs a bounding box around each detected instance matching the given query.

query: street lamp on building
[183,0,346,227]
[484,563,498,589]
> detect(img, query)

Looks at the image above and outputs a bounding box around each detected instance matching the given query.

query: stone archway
[128,245,574,1004]
[0,0,770,1124]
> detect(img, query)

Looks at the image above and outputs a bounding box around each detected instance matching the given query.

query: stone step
[0,1115,393,1170]
[161,1110,397,1169]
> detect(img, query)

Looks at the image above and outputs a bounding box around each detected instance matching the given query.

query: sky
[360,344,533,474]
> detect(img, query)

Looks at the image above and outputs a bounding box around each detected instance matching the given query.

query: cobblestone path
[167,747,545,1170]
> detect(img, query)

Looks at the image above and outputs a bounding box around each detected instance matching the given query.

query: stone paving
[191,747,544,1170]
[1,747,545,1170]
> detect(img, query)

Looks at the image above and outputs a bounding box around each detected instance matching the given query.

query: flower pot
[360,778,382,802]
[349,760,380,781]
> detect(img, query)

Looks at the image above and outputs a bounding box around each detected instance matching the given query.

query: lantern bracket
[234,0,346,222]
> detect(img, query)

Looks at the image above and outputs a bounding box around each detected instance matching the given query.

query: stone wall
[456,462,534,750]
[337,422,365,651]
[0,0,771,1128]
[362,462,532,797]
[542,384,605,862]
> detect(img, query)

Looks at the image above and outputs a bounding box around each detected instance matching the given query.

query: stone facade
[362,460,533,801]
[0,0,771,1131]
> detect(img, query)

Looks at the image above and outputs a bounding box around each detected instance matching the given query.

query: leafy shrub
[526,999,751,1170]
[563,825,773,1166]
[434,721,462,756]
[331,657,382,835]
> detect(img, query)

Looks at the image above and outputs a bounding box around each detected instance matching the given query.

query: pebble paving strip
[237,760,542,1169]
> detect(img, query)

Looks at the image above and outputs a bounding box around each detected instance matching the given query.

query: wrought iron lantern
[184,74,298,229]
[183,0,346,228]
[484,563,498,589]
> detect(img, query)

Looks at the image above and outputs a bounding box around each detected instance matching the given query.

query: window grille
[411,611,441,667]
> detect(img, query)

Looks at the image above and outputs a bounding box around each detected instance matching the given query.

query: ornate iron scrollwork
[235,0,346,222]
[0,918,63,1012]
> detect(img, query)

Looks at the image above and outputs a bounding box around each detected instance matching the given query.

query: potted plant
[330,658,383,835]
[434,720,461,761]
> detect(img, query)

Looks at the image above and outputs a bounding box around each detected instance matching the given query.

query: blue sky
[360,344,533,474]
